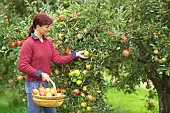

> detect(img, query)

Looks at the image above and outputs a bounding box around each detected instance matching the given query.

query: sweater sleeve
[18,39,41,77]
[49,40,76,66]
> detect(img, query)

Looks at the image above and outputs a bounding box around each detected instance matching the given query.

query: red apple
[58,15,65,20]
[39,87,45,92]
[153,34,158,39]
[16,40,23,46]
[9,79,14,84]
[56,88,61,93]
[17,75,23,81]
[164,9,168,13]
[32,89,39,95]
[61,48,66,54]
[92,97,96,101]
[39,91,46,96]
[105,20,110,24]
[56,40,62,44]
[60,88,66,94]
[74,89,80,95]
[128,48,134,53]
[154,57,159,62]
[19,94,23,97]
[107,31,112,36]
[9,42,17,48]
[122,34,128,42]
[66,48,71,55]
[150,29,154,33]
[57,15,65,21]
[86,95,93,101]
[129,23,133,27]
[76,12,81,16]
[122,50,130,56]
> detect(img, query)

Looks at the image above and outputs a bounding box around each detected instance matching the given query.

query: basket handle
[49,79,56,90]
[49,79,57,96]
[40,79,57,96]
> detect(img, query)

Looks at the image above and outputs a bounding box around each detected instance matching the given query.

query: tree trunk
[149,72,170,113]
[157,90,170,113]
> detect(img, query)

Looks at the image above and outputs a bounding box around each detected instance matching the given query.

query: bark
[157,90,170,113]
[148,70,170,113]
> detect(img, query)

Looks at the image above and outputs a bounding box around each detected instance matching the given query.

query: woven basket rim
[32,94,65,100]
[33,98,64,107]
[33,97,64,102]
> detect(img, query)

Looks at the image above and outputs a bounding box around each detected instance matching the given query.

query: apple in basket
[39,91,46,96]
[51,88,57,95]
[32,89,39,95]
[45,88,51,93]
[46,92,53,97]
[56,93,62,96]
[39,87,45,92]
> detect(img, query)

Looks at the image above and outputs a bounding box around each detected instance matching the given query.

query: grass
[0,87,159,113]
[0,90,27,113]
[106,88,159,113]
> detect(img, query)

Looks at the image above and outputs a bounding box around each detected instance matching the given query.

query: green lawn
[106,88,159,113]
[0,87,159,113]
[0,93,27,113]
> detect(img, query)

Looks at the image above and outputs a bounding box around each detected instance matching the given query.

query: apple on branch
[122,50,130,56]
[74,89,81,95]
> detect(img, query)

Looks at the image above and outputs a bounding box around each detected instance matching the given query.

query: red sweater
[18,33,76,82]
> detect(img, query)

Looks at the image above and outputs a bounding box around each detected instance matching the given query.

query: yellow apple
[86,64,91,70]
[45,88,51,93]
[84,51,90,57]
[153,50,158,54]
[46,92,53,97]
[162,58,167,63]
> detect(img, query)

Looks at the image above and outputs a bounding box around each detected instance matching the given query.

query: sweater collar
[31,33,46,40]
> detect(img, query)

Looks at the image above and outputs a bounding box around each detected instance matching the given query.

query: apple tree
[49,0,170,113]
[92,0,170,113]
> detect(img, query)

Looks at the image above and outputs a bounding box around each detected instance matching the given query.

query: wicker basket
[33,94,65,100]
[32,80,65,107]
